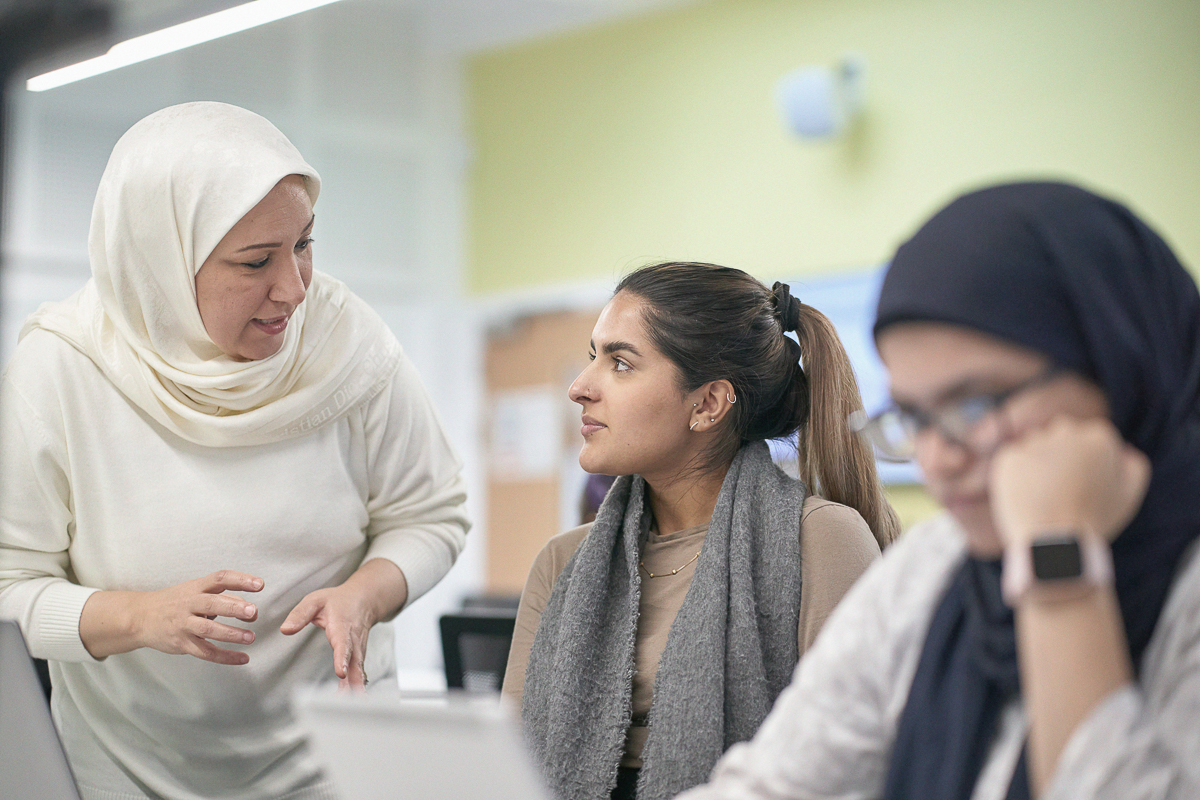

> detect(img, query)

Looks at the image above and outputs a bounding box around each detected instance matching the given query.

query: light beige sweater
[0,329,470,800]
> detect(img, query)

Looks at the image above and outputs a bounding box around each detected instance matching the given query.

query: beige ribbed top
[502,496,881,767]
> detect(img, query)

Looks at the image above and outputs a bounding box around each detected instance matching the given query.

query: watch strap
[1002,531,1114,606]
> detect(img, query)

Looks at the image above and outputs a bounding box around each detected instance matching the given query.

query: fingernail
[252,578,264,589]
[244,604,256,617]
[242,631,254,643]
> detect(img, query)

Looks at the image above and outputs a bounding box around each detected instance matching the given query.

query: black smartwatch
[1031,534,1084,580]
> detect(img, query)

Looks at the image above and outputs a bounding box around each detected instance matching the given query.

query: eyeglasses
[849,367,1063,462]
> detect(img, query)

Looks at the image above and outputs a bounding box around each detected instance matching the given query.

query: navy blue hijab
[874,182,1200,799]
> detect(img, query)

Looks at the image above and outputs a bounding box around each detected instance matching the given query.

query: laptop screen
[0,619,82,799]
[293,685,552,800]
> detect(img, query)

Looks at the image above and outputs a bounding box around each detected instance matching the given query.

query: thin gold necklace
[639,550,701,578]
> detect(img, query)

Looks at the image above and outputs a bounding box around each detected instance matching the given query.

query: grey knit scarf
[522,440,805,800]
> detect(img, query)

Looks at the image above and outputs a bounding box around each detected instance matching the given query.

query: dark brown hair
[616,261,898,547]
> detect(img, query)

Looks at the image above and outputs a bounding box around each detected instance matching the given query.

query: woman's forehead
[592,292,651,344]
[878,321,1050,398]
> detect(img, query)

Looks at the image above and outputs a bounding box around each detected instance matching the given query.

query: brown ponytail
[793,304,899,547]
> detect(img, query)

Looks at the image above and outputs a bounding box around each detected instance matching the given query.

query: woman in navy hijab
[676,181,1200,800]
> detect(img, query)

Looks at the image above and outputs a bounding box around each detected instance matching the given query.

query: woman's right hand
[79,571,263,663]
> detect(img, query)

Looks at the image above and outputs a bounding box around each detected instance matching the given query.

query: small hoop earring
[727,393,737,404]
[690,421,699,431]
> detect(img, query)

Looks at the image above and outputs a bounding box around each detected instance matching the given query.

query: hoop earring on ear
[690,421,700,431]
[727,393,737,404]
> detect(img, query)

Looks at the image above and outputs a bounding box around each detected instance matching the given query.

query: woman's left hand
[280,558,408,691]
[990,415,1151,547]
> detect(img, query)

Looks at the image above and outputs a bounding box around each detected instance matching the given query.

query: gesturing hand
[280,558,407,691]
[990,416,1151,546]
[80,570,263,662]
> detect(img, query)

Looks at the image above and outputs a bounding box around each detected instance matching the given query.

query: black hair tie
[771,281,802,332]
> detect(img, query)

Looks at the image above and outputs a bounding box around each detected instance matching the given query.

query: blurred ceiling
[106,0,698,55]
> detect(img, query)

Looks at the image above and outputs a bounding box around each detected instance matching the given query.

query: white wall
[1,0,486,685]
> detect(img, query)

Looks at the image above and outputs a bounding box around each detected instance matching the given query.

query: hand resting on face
[989,415,1151,548]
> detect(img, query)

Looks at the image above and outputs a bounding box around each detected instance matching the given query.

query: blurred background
[3,0,1198,687]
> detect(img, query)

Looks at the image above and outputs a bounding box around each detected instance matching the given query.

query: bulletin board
[483,308,601,594]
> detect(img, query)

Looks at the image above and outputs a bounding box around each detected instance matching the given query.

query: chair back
[439,612,517,693]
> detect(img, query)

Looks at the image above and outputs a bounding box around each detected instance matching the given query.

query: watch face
[1031,535,1084,580]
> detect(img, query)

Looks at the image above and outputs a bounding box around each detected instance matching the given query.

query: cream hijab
[23,102,401,447]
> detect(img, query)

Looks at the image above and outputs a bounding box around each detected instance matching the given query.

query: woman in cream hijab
[0,102,470,799]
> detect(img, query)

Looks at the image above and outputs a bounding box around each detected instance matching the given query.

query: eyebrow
[234,214,316,253]
[590,339,643,357]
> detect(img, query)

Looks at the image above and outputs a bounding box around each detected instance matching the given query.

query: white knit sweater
[676,513,1200,800]
[0,329,470,800]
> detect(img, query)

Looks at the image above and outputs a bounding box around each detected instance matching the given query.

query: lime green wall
[467,0,1200,294]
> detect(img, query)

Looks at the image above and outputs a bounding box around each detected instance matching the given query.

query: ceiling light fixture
[26,0,345,92]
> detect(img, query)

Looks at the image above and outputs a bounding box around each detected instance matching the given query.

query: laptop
[0,619,82,799]
[293,685,552,800]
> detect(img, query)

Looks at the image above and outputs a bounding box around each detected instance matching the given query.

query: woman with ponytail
[502,261,898,800]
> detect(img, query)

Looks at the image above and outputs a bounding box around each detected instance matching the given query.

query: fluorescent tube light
[26,0,346,92]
